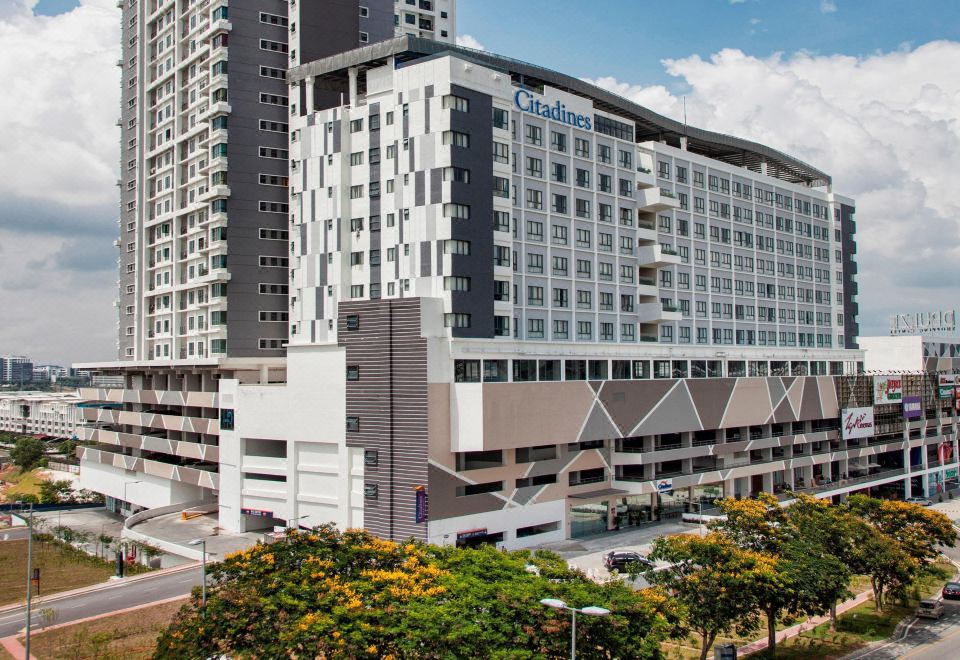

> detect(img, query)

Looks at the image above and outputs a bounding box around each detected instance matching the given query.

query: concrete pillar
[679,136,688,151]
[348,67,358,107]
[260,363,269,384]
[761,471,774,495]
[305,76,315,113]
[760,159,768,175]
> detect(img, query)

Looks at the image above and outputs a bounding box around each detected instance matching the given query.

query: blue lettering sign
[514,89,592,131]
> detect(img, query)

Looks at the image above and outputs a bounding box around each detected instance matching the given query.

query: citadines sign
[874,375,902,404]
[841,407,875,440]
[514,89,593,130]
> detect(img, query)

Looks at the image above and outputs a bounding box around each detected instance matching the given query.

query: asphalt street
[0,566,199,638]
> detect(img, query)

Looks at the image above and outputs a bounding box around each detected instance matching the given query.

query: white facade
[394,0,455,42]
[0,392,86,439]
[218,345,365,532]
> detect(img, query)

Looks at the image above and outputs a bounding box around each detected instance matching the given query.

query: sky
[1,0,960,365]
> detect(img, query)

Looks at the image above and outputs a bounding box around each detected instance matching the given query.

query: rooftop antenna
[683,95,687,133]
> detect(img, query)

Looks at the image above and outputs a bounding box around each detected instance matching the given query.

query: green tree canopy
[10,436,45,470]
[646,532,769,660]
[154,525,681,659]
[847,494,957,562]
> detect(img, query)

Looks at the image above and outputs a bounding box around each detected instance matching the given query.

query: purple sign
[903,396,922,420]
[415,488,428,524]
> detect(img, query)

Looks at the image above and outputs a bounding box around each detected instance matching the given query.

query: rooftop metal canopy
[291,36,832,188]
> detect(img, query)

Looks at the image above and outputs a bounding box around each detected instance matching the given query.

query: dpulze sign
[889,309,957,335]
[903,395,922,420]
[841,407,875,440]
[874,375,903,404]
[514,89,593,130]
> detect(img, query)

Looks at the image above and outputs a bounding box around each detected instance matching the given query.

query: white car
[905,496,933,506]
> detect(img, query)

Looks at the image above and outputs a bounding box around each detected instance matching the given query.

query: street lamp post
[187,538,207,609]
[122,480,142,514]
[22,502,35,660]
[540,598,610,659]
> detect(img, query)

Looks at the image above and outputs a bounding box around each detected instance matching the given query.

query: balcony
[636,244,681,267]
[638,188,680,212]
[637,302,682,324]
[79,446,219,490]
[636,168,656,190]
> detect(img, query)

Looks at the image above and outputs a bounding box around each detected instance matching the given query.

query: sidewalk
[739,589,874,656]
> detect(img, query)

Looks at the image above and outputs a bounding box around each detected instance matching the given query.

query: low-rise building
[0,391,88,439]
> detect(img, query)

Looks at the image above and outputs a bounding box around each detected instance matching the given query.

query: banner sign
[874,376,903,404]
[415,487,428,524]
[457,528,487,541]
[939,375,956,399]
[903,396,922,420]
[841,407,875,440]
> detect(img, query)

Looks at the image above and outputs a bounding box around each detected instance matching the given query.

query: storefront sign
[456,528,488,541]
[903,396,922,420]
[241,508,273,518]
[415,487,428,524]
[841,407,874,439]
[655,479,674,493]
[874,376,903,404]
[889,309,957,335]
[939,375,956,399]
[514,89,593,130]
[939,441,954,464]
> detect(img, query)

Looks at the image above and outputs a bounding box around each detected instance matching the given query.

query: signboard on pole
[903,396,922,420]
[841,407,875,440]
[873,376,903,404]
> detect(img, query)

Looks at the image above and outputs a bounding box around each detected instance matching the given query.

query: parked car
[916,599,944,619]
[942,582,960,600]
[603,551,653,573]
[905,496,934,506]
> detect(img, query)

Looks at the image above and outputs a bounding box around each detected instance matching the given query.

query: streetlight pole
[187,538,207,610]
[122,480,142,514]
[23,502,34,660]
[540,598,610,660]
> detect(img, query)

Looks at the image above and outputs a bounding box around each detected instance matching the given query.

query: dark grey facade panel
[430,167,442,204]
[340,299,428,542]
[420,241,431,277]
[840,203,860,350]
[436,239,443,276]
[448,84,495,338]
[415,170,425,206]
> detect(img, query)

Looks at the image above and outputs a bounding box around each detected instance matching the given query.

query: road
[0,566,199,638]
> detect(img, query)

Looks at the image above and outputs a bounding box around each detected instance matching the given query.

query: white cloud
[821,0,838,13]
[455,34,485,51]
[587,42,960,336]
[0,0,119,364]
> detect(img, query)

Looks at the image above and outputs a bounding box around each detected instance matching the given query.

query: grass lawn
[21,598,186,660]
[0,465,45,502]
[0,646,18,660]
[0,537,115,606]
[662,560,956,659]
[755,559,957,660]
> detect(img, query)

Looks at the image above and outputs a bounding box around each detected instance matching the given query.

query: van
[916,599,944,619]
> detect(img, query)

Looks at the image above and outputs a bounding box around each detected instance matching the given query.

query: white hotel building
[79,32,960,547]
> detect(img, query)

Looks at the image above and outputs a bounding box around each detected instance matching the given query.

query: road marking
[898,623,960,659]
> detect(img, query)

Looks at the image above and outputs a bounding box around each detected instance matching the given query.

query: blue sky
[459,0,960,88]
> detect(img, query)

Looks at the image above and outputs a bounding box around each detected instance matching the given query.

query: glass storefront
[612,495,655,529]
[569,501,609,538]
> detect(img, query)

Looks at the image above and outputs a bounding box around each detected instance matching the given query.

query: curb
[0,561,199,615]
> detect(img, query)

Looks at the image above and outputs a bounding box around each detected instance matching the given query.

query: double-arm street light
[539,598,610,659]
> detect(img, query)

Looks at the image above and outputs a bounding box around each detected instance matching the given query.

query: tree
[10,436,45,470]
[38,479,74,504]
[646,533,767,660]
[710,493,788,553]
[154,525,681,659]
[847,495,957,562]
[845,520,919,611]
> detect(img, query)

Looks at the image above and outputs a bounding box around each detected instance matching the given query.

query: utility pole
[24,502,35,659]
